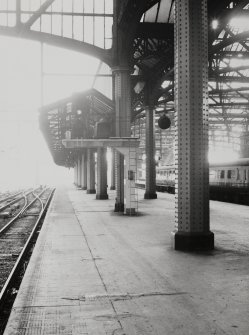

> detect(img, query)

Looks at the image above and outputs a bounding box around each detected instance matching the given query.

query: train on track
[136,158,249,205]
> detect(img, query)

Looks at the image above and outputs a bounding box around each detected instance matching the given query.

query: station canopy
[39,88,114,167]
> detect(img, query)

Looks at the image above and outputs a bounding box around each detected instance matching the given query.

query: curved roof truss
[0,0,113,65]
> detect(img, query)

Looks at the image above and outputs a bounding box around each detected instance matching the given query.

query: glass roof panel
[143,0,174,23]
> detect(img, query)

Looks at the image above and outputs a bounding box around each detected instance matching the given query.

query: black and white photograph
[0,1,248,334]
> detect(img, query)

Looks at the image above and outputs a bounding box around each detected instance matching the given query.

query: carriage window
[220,170,225,179]
[227,170,232,179]
[209,170,215,178]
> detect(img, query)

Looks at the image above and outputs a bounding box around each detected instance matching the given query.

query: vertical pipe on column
[144,106,157,199]
[172,0,214,251]
[81,151,87,190]
[96,147,108,199]
[78,155,82,188]
[87,148,96,194]
[76,161,79,187]
[114,151,124,212]
[74,165,77,185]
[110,148,116,190]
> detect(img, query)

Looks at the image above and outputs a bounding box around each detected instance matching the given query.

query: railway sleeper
[11,204,20,211]
[0,211,12,219]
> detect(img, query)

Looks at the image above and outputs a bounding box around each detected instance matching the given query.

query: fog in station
[0,36,111,191]
[0,19,246,191]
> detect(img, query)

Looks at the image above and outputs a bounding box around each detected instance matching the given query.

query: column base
[114,202,124,212]
[144,192,157,199]
[96,194,109,200]
[110,186,115,190]
[125,208,136,215]
[171,231,214,251]
[82,186,87,190]
[87,189,96,194]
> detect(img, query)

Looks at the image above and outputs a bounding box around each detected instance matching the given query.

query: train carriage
[137,158,249,204]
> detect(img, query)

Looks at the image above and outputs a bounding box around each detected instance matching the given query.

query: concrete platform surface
[3,186,249,335]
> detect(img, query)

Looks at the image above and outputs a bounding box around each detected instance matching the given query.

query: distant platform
[62,137,140,149]
[3,186,249,335]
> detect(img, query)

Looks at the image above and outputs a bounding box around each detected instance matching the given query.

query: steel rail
[0,187,46,236]
[32,191,45,212]
[0,189,33,212]
[0,188,55,308]
[0,191,23,205]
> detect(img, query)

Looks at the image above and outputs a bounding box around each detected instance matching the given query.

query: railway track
[0,187,54,334]
[0,191,23,206]
[0,188,39,215]
[0,189,36,228]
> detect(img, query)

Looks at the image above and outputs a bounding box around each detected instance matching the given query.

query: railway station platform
[3,184,249,335]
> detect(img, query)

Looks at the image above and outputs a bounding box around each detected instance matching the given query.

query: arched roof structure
[1,0,249,164]
[0,0,113,65]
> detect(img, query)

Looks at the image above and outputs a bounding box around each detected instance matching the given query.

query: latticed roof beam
[209,75,249,83]
[217,65,249,73]
[209,113,249,118]
[208,1,249,45]
[224,27,249,52]
[209,102,249,107]
[225,82,249,101]
[213,51,249,58]
[210,87,249,94]
[212,30,249,54]
[210,120,249,124]
[215,6,249,28]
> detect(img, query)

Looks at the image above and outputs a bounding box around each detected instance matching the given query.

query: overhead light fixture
[212,19,218,29]
[161,80,170,89]
[134,81,145,94]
